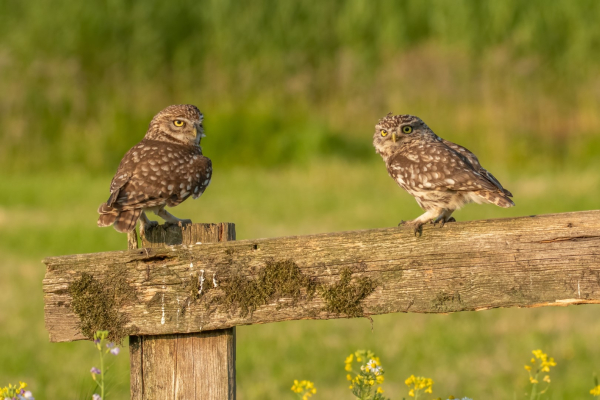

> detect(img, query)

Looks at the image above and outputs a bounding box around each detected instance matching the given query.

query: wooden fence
[42,210,600,399]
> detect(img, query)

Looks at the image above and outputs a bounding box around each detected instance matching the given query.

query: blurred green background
[1,0,599,398]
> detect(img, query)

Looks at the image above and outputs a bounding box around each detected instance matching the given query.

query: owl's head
[373,114,432,157]
[145,104,205,146]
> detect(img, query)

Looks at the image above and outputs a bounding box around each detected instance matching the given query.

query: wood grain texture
[43,211,600,344]
[128,223,236,400]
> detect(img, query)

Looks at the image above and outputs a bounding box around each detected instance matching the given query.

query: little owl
[98,104,212,233]
[373,114,513,235]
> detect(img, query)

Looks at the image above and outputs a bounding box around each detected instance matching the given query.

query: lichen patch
[320,267,377,318]
[68,266,137,343]
[216,260,316,317]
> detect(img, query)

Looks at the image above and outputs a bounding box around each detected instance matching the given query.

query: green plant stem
[100,348,105,399]
[530,379,538,400]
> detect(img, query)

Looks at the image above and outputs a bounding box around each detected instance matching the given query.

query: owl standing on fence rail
[373,114,514,235]
[98,104,212,233]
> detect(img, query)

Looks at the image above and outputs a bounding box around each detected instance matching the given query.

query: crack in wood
[538,235,600,243]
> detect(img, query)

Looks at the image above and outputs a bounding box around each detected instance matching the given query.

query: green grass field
[1,160,599,399]
[2,0,600,398]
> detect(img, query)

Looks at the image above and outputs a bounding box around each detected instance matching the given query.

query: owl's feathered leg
[139,211,158,234]
[401,209,442,236]
[155,208,192,226]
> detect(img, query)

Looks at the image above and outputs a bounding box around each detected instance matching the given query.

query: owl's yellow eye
[173,120,185,127]
[402,126,413,134]
[381,129,388,137]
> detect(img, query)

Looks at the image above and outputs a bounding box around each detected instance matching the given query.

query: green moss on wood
[218,260,315,317]
[320,267,377,318]
[68,266,137,342]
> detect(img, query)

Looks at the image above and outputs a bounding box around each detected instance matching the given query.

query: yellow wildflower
[405,375,434,397]
[524,365,531,371]
[290,379,316,398]
[346,374,352,381]
[377,387,384,394]
[376,375,384,384]
[530,377,538,384]
[590,385,600,396]
[543,375,551,383]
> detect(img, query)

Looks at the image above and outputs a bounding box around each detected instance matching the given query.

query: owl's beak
[392,133,397,143]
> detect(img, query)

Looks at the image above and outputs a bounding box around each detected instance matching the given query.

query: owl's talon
[164,219,192,227]
[413,225,423,237]
[400,220,423,236]
[439,217,456,228]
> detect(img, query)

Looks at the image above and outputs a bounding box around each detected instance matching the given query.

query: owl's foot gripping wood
[139,211,159,235]
[432,210,456,228]
[156,208,192,227]
[139,208,192,235]
[399,209,455,236]
[398,219,425,236]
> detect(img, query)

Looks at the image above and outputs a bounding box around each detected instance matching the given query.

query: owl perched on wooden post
[373,114,514,235]
[98,104,212,233]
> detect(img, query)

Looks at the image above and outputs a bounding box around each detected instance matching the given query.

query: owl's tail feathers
[473,191,515,208]
[97,203,119,227]
[113,209,142,233]
[97,203,141,232]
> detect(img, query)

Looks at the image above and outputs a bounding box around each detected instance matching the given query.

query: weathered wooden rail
[42,210,600,399]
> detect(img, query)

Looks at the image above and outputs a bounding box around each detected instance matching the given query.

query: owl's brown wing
[389,142,501,193]
[105,141,199,211]
[191,157,212,200]
[107,172,130,207]
[441,139,512,197]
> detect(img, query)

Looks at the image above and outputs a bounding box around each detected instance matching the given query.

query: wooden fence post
[127,223,236,400]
